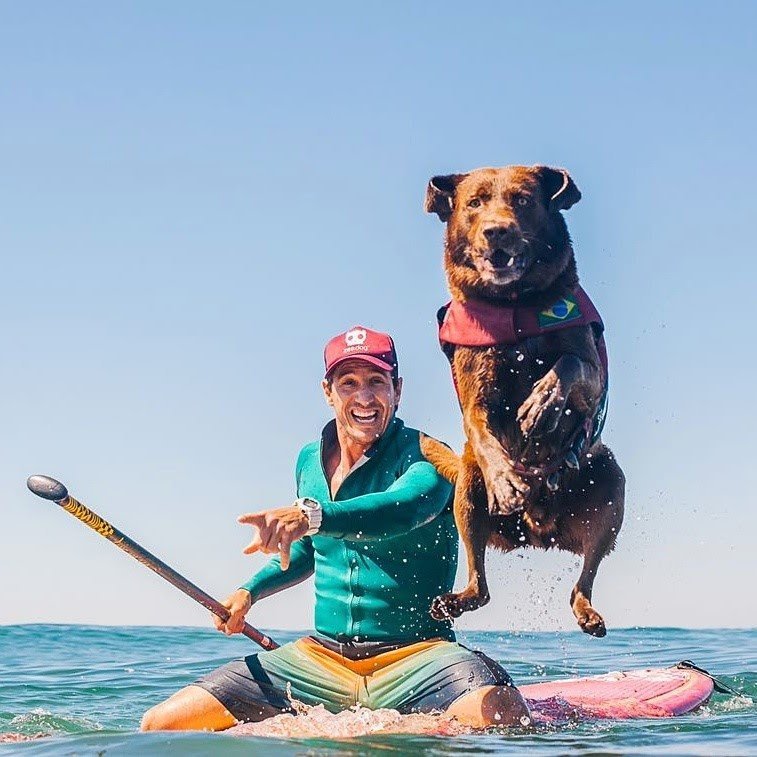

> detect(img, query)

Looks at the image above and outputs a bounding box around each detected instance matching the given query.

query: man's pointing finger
[238,513,265,526]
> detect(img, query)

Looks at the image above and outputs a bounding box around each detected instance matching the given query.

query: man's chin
[346,422,386,444]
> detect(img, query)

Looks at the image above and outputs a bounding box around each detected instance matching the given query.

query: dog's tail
[420,433,460,485]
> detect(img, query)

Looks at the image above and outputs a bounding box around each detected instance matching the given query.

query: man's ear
[393,377,403,410]
[533,166,581,212]
[424,174,464,222]
[322,378,334,407]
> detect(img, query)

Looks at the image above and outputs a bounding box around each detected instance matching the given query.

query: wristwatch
[295,497,322,536]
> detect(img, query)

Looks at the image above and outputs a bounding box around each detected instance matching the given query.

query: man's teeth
[353,410,379,423]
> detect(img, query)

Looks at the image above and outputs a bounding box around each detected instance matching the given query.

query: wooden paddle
[27,474,279,650]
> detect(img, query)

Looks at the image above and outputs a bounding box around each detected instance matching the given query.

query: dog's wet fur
[421,165,625,636]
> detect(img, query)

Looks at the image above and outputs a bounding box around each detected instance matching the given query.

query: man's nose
[354,387,376,404]
[482,223,519,248]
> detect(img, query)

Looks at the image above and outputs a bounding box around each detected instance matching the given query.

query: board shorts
[194,635,514,722]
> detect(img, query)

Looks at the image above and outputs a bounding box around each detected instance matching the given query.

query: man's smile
[350,408,380,425]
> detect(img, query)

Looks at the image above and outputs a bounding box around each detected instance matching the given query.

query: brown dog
[420,165,624,637]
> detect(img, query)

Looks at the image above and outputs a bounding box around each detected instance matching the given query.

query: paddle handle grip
[28,476,278,650]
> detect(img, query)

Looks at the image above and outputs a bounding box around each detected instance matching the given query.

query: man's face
[322,360,402,448]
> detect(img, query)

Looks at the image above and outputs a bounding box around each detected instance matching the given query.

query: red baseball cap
[324,326,399,380]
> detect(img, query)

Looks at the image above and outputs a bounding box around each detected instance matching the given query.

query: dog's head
[425,165,581,302]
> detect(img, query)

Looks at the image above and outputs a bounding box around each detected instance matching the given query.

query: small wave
[6,708,103,736]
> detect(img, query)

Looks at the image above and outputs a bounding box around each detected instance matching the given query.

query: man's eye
[467,198,482,209]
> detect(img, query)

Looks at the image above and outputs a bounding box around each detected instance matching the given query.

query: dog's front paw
[484,466,530,515]
[517,373,568,438]
[430,594,463,621]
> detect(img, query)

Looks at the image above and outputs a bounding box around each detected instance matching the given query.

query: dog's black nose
[482,224,518,247]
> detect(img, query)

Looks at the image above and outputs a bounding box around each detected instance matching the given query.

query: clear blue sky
[2,1,755,632]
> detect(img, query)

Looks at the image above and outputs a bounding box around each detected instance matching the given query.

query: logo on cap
[324,325,398,379]
[345,328,367,346]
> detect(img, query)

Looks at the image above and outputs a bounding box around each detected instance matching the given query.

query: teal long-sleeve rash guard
[242,418,458,642]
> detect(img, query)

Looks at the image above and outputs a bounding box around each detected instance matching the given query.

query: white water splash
[226,702,472,739]
[719,694,754,712]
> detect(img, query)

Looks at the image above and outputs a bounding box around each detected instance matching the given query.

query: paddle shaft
[31,480,278,650]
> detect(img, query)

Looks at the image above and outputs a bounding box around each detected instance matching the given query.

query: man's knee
[482,684,530,727]
[140,704,170,731]
[447,684,530,728]
[139,685,240,732]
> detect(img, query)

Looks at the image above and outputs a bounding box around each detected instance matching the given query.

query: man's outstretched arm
[238,460,453,563]
[318,460,452,540]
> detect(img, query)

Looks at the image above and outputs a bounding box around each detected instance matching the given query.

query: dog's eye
[517,196,530,206]
[467,197,482,209]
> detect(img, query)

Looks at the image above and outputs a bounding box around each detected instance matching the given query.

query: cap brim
[325,354,395,377]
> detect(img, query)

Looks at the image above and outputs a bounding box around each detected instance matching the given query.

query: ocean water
[0,625,754,755]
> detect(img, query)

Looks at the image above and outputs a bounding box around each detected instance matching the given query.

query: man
[141,326,529,731]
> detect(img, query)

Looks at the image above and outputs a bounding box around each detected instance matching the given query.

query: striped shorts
[194,635,514,722]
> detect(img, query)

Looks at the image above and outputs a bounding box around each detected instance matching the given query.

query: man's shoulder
[295,440,321,475]
[394,421,421,445]
[388,420,447,465]
[298,439,321,456]
[393,419,444,443]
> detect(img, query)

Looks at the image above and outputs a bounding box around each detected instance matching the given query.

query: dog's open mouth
[491,248,517,269]
[481,248,528,278]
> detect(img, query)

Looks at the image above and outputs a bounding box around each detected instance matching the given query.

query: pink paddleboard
[224,664,716,737]
[521,665,714,722]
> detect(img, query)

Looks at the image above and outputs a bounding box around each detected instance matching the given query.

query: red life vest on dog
[436,286,609,452]
[437,286,606,369]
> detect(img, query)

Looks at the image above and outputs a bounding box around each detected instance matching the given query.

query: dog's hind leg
[571,543,612,637]
[430,445,491,620]
[563,446,625,637]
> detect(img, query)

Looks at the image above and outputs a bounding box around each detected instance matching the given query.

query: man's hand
[213,588,252,635]
[237,505,310,571]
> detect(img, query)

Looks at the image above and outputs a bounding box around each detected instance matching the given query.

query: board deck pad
[522,665,714,722]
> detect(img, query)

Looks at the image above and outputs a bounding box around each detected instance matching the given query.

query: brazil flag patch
[538,294,582,329]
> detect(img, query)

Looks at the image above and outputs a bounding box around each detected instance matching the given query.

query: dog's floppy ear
[425,174,464,222]
[533,166,581,212]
